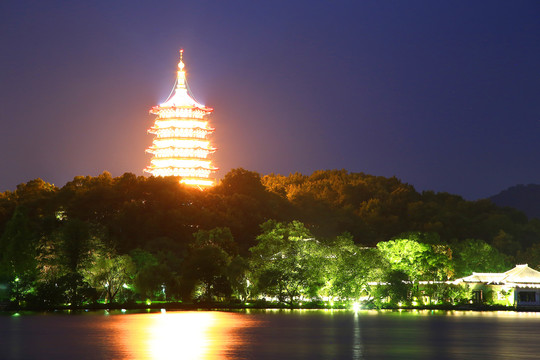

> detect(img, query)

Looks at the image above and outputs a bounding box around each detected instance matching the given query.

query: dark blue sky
[1,1,539,199]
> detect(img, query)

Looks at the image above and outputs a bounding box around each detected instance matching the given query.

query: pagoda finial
[177,49,186,88]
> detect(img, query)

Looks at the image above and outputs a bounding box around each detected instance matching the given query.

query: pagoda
[145,50,217,188]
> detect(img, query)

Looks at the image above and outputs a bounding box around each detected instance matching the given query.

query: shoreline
[3,302,540,313]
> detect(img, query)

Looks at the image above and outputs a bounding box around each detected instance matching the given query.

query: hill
[2,169,540,307]
[490,184,540,219]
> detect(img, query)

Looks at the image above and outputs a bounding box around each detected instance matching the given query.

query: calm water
[2,309,540,359]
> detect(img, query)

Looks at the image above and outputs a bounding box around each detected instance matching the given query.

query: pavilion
[453,264,540,307]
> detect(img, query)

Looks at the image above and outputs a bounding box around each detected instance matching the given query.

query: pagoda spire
[176,49,186,90]
[145,50,217,188]
[158,49,209,110]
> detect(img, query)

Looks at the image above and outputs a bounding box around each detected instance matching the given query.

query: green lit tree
[367,269,411,308]
[250,220,325,307]
[0,207,39,306]
[34,219,105,306]
[377,234,453,281]
[130,248,165,299]
[317,233,383,302]
[228,255,252,302]
[82,252,136,303]
[452,238,510,277]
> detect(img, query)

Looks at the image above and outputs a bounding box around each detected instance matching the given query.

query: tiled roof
[456,265,540,285]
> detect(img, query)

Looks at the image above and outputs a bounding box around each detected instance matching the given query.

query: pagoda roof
[159,88,207,109]
[153,50,212,112]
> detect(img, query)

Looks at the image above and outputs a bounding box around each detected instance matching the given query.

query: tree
[517,243,540,271]
[82,253,135,303]
[369,269,411,307]
[452,239,510,277]
[182,246,231,301]
[228,255,252,302]
[216,168,267,197]
[250,220,325,306]
[192,227,238,256]
[178,227,243,301]
[0,207,38,279]
[31,219,107,308]
[377,233,454,281]
[492,229,521,261]
[318,233,357,300]
[13,179,57,217]
[56,219,95,274]
[208,168,292,253]
[130,249,164,299]
[317,233,382,302]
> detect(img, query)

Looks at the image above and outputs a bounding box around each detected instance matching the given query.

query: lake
[2,309,540,359]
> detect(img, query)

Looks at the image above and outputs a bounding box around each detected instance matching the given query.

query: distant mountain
[490,184,540,219]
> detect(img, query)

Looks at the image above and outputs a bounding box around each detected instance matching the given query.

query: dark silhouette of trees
[0,168,539,307]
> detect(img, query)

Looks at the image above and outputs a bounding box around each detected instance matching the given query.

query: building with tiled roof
[454,264,540,306]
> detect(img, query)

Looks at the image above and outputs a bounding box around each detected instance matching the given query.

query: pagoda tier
[146,146,215,159]
[148,138,216,148]
[148,126,214,139]
[145,50,217,188]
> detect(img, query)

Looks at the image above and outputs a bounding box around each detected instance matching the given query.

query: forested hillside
[1,169,539,308]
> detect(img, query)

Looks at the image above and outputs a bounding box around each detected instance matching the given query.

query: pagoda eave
[149,136,212,142]
[150,105,213,114]
[146,165,218,171]
[148,126,214,133]
[149,156,213,161]
[146,145,216,151]
[148,146,216,153]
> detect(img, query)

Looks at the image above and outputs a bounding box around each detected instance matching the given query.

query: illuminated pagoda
[145,50,217,188]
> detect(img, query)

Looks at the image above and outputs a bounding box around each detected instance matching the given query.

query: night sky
[1,1,539,199]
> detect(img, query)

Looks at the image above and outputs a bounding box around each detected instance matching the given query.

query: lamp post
[14,276,20,307]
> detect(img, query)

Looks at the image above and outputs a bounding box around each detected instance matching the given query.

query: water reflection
[112,311,252,359]
[146,312,213,359]
[4,310,540,359]
[352,312,363,360]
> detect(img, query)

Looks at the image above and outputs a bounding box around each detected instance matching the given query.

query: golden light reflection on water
[7,309,540,359]
[110,311,253,360]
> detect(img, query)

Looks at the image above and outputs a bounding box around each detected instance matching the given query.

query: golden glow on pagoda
[145,49,217,188]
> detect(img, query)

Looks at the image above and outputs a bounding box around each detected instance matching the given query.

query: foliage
[318,234,383,301]
[250,220,325,306]
[227,255,252,302]
[377,234,454,281]
[369,270,411,307]
[82,252,136,303]
[0,169,539,307]
[451,239,510,278]
[182,246,232,301]
[0,207,39,280]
